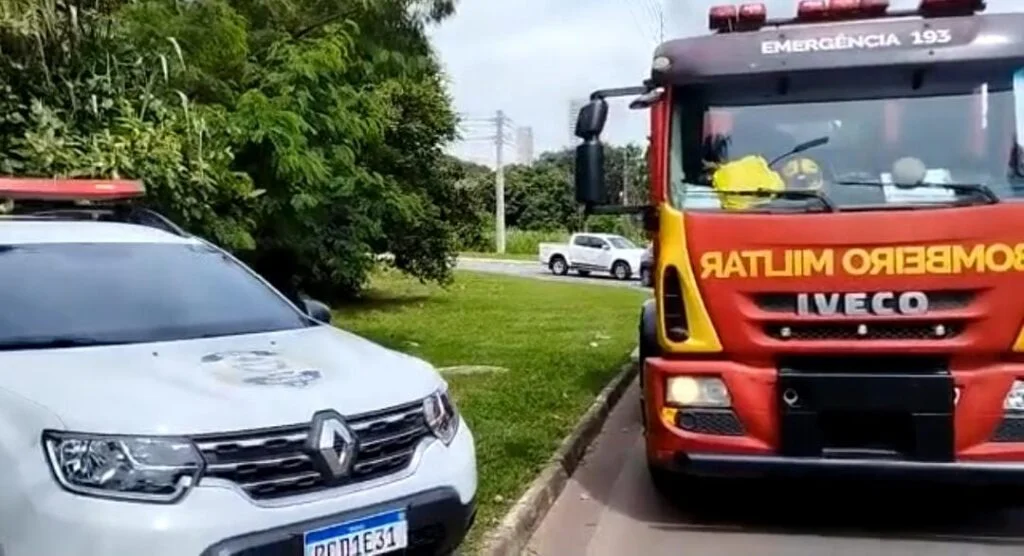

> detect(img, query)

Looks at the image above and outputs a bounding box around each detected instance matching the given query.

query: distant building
[569,98,588,145]
[515,127,534,166]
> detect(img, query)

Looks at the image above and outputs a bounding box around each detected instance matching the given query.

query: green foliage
[0,0,473,300]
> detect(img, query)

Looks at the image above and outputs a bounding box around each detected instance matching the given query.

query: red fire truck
[572,0,1024,496]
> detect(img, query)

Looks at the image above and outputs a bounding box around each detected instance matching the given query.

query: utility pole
[495,110,506,254]
[622,148,630,205]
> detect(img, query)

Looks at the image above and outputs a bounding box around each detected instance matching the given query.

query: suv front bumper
[0,418,475,556]
[202,487,475,555]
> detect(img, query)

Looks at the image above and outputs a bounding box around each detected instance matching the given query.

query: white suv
[0,183,476,556]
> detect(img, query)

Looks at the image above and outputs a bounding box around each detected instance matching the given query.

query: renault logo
[306,410,357,481]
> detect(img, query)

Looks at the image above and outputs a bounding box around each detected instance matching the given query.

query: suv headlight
[43,431,203,503]
[423,387,459,445]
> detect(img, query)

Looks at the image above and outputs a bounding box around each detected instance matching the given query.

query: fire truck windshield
[669,64,1024,212]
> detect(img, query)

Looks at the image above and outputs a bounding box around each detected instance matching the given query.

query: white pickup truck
[538,233,646,281]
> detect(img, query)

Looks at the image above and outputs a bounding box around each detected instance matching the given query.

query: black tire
[640,267,652,287]
[549,255,568,276]
[612,260,632,281]
[647,463,727,513]
[577,269,591,277]
[648,463,678,496]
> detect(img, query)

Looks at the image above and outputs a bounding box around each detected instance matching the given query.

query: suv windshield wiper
[718,188,837,212]
[0,336,120,351]
[836,180,1001,205]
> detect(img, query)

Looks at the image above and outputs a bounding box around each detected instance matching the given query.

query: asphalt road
[528,379,1024,556]
[455,258,646,289]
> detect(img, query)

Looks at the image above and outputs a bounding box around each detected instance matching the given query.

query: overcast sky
[430,0,1024,166]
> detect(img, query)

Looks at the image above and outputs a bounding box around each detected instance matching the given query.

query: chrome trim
[199,437,437,508]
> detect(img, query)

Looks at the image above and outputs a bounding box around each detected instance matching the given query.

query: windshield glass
[669,63,1024,212]
[0,242,310,347]
[608,237,637,249]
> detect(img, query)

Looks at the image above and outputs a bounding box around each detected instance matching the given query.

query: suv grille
[193,401,430,500]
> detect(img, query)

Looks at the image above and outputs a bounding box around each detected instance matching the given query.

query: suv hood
[0,326,443,434]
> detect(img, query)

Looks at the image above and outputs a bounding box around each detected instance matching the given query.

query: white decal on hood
[201,350,323,388]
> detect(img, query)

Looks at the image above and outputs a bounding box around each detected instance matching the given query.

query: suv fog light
[1004,380,1024,411]
[665,376,731,407]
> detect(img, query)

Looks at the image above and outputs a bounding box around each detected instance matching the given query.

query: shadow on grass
[576,359,632,395]
[341,293,433,312]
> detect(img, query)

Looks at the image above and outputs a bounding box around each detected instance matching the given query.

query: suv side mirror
[302,298,333,324]
[574,99,610,206]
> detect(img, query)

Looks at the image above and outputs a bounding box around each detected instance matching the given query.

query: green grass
[459,251,535,261]
[476,228,570,255]
[334,270,645,551]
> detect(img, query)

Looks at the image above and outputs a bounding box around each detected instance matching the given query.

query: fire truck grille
[675,409,744,436]
[754,291,975,314]
[192,401,430,500]
[765,322,963,341]
[991,416,1024,442]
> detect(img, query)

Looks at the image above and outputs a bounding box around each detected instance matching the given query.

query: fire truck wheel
[647,464,680,496]
[638,299,658,430]
[647,464,725,511]
[612,260,632,280]
[549,255,568,275]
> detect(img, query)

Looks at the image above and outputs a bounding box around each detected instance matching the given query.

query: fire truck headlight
[665,376,731,408]
[1004,380,1024,412]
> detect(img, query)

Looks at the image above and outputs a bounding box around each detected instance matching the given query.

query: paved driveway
[456,257,645,289]
[528,379,1024,556]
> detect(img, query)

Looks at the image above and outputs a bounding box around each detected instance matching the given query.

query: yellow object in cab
[710,155,785,211]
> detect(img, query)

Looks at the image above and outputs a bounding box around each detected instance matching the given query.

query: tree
[0,0,472,300]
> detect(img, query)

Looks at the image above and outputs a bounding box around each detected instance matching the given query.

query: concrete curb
[480,358,639,556]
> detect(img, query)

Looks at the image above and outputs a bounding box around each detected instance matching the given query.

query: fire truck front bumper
[643,356,1024,486]
[667,453,1024,485]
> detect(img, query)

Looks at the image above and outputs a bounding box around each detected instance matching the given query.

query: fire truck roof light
[738,3,768,24]
[0,178,145,202]
[829,0,860,13]
[796,0,828,19]
[860,0,891,16]
[708,4,739,31]
[918,0,985,15]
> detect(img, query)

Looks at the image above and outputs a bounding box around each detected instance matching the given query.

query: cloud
[432,0,1024,165]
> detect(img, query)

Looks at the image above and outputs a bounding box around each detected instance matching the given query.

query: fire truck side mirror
[574,99,610,206]
[575,140,607,206]
[574,99,608,140]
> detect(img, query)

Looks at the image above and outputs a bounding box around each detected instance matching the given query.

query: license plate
[303,509,408,556]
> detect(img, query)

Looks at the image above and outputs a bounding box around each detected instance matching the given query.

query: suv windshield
[0,242,310,348]
[669,63,1024,212]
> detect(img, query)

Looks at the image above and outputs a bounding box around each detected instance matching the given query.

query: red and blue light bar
[709,0,982,32]
[0,178,144,201]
